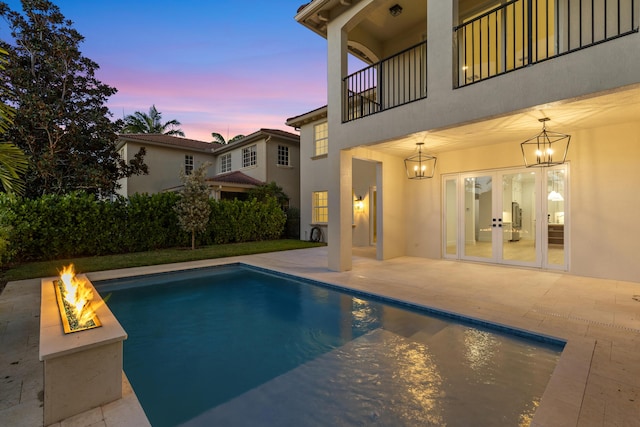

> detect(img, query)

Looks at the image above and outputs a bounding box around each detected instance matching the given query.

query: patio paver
[1,247,638,426]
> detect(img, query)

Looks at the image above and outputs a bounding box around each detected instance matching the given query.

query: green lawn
[1,240,324,284]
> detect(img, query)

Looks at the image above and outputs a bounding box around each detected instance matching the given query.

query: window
[185,155,193,175]
[277,145,289,166]
[242,145,257,167]
[314,122,328,156]
[220,153,232,173]
[312,191,328,223]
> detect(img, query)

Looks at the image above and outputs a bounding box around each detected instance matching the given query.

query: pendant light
[404,143,437,179]
[521,118,571,167]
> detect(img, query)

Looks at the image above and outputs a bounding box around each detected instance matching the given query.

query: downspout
[264,135,271,180]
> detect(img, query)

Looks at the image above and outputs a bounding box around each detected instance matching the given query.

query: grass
[1,239,325,284]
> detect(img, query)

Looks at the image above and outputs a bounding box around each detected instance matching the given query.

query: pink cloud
[102,60,326,141]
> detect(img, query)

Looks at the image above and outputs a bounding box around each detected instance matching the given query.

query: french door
[444,165,568,270]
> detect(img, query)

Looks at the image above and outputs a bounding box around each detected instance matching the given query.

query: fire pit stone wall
[39,274,127,425]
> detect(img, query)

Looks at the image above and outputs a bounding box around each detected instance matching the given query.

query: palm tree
[122,105,185,136]
[211,132,245,145]
[0,48,28,195]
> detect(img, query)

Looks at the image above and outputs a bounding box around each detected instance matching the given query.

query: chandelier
[404,143,437,179]
[520,118,571,167]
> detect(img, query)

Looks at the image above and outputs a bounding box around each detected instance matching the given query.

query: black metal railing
[342,40,427,122]
[454,0,638,87]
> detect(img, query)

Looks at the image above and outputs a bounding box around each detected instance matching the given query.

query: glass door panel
[501,171,539,265]
[445,167,567,270]
[444,178,458,257]
[463,175,493,260]
[546,168,566,267]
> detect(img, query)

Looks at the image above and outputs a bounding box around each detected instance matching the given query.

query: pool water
[96,264,563,427]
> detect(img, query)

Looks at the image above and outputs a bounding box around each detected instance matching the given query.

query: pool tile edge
[531,337,596,427]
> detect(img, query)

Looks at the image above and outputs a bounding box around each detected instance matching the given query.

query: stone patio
[1,247,638,426]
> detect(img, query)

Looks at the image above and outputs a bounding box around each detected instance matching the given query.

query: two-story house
[289,0,640,284]
[116,129,301,208]
[209,129,301,208]
[116,134,222,196]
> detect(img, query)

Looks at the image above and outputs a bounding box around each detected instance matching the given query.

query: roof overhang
[213,129,300,154]
[286,105,328,129]
[117,134,219,153]
[295,0,349,39]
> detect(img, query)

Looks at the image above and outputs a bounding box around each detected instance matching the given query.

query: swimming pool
[95,264,563,427]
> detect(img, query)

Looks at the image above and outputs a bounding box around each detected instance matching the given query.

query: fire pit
[54,264,102,333]
[39,265,127,425]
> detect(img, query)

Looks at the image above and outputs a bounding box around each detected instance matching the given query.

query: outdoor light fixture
[521,118,571,167]
[389,4,403,17]
[405,142,436,180]
[354,195,364,212]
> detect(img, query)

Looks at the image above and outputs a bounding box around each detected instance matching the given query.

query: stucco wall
[119,141,216,196]
[298,120,330,242]
[403,120,640,283]
[332,0,640,150]
[266,139,301,209]
[569,121,640,282]
[352,158,376,247]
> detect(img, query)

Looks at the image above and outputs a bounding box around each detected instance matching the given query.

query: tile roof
[118,134,222,152]
[251,128,300,141]
[212,128,299,154]
[206,171,264,186]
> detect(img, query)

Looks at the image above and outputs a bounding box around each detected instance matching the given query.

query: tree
[211,132,244,145]
[247,181,289,209]
[122,105,185,136]
[0,0,147,198]
[0,47,28,195]
[174,162,211,250]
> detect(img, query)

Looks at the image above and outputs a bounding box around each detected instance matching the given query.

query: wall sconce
[404,142,437,179]
[521,118,571,167]
[389,4,403,17]
[354,195,364,212]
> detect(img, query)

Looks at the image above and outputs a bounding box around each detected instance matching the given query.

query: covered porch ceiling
[365,84,640,158]
[297,0,428,63]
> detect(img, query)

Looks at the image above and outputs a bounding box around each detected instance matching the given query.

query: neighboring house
[289,0,640,284]
[211,129,301,209]
[116,134,221,197]
[116,129,300,208]
[286,106,330,242]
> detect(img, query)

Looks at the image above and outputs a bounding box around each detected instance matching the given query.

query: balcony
[455,0,639,87]
[342,40,427,123]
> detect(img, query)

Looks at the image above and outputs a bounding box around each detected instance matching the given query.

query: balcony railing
[455,0,639,87]
[342,40,427,122]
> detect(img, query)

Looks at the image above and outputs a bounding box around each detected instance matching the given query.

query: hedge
[0,192,286,264]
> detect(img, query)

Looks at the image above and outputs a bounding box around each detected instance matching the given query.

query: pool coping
[92,261,593,427]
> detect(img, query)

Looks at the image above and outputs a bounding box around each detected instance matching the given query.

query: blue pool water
[95,264,563,427]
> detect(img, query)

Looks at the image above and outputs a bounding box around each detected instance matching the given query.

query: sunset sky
[2,0,328,141]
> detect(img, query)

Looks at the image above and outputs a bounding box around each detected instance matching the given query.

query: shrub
[124,192,183,252]
[0,193,17,264]
[1,191,287,263]
[207,197,286,244]
[284,207,300,239]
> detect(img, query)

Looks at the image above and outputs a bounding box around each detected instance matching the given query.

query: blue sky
[1,0,328,141]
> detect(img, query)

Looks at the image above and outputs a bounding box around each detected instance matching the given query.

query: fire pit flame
[55,264,102,333]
